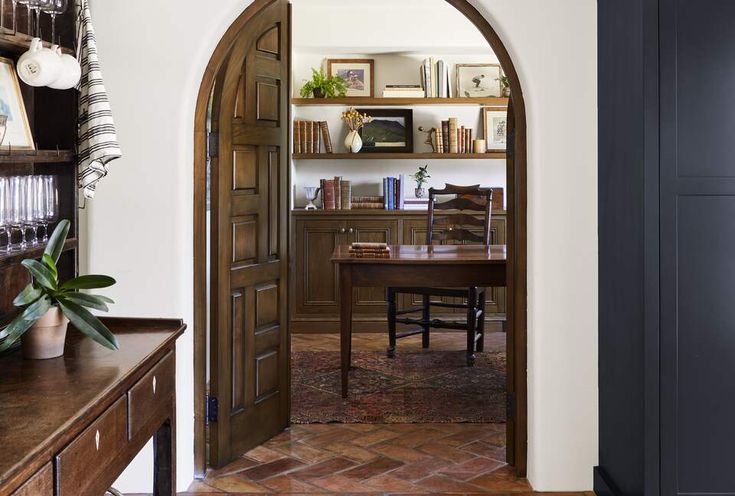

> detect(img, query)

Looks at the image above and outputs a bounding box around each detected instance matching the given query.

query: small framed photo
[327,59,375,98]
[0,57,33,150]
[482,106,508,151]
[456,63,503,98]
[357,108,413,153]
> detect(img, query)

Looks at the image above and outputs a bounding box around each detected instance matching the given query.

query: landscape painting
[357,108,413,153]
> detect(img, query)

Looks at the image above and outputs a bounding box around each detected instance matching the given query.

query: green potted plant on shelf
[0,220,118,359]
[411,164,431,198]
[300,68,347,98]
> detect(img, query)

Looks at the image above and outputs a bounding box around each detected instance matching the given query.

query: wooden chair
[386,184,493,366]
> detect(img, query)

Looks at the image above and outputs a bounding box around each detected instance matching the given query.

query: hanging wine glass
[8,176,26,250]
[30,0,50,38]
[16,0,32,39]
[42,174,58,240]
[41,0,66,45]
[0,177,8,252]
[10,0,20,36]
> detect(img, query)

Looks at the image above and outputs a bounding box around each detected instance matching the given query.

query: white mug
[17,38,61,87]
[48,46,81,90]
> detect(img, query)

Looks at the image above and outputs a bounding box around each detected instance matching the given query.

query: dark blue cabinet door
[660,1,735,494]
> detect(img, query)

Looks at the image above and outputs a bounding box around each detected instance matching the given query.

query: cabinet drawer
[56,396,127,496]
[128,352,175,440]
[12,463,52,495]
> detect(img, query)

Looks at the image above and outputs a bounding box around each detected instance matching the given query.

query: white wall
[86,0,597,492]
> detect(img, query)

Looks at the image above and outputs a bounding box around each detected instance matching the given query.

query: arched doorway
[193,0,528,479]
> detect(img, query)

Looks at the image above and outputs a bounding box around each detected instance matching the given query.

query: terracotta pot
[21,306,69,360]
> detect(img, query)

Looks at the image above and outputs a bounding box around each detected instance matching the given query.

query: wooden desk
[0,317,185,496]
[332,244,507,397]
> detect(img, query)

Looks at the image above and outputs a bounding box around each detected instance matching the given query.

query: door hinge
[206,395,219,423]
[506,392,516,418]
[208,131,219,158]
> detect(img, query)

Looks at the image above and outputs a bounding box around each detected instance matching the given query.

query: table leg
[339,263,353,398]
[153,398,176,495]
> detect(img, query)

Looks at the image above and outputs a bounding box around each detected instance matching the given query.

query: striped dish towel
[76,0,122,200]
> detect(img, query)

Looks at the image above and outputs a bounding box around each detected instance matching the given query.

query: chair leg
[477,290,487,353]
[466,287,477,366]
[422,294,431,349]
[387,288,397,358]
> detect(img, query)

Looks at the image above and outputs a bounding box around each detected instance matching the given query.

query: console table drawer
[55,396,127,496]
[12,463,52,495]
[128,351,175,440]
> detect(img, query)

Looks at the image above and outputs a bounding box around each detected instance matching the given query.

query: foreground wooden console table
[0,317,185,496]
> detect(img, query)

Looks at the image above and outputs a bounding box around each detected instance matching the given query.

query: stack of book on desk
[349,242,391,258]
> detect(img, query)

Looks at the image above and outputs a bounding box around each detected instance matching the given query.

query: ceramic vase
[21,306,69,360]
[345,130,362,153]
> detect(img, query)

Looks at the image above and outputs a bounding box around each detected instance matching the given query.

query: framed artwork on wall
[0,58,33,150]
[482,106,508,151]
[356,108,413,153]
[456,63,503,98]
[327,59,375,98]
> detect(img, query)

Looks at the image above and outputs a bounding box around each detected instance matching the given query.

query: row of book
[349,242,391,259]
[293,120,333,154]
[383,175,406,210]
[319,176,351,210]
[435,118,476,154]
[420,58,453,98]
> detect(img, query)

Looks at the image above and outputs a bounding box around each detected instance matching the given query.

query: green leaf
[44,219,70,264]
[58,293,110,313]
[57,299,119,351]
[0,297,53,352]
[42,253,58,280]
[60,275,116,291]
[13,284,42,307]
[21,259,57,291]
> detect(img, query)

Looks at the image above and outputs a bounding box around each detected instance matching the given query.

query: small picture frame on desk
[356,108,413,153]
[327,59,375,98]
[482,106,508,151]
[0,57,33,150]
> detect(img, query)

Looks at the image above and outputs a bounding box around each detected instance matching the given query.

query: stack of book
[319,176,351,210]
[434,117,475,154]
[382,174,406,210]
[293,121,333,154]
[352,196,385,209]
[382,84,425,98]
[349,242,391,258]
[420,58,452,98]
[404,198,431,210]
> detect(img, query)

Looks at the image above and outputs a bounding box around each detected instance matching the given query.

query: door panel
[660,2,735,493]
[210,0,289,468]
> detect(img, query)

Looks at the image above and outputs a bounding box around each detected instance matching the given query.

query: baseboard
[594,466,622,496]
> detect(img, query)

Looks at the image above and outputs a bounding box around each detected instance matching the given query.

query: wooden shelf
[293,152,506,160]
[0,238,77,270]
[0,150,76,164]
[291,97,509,106]
[0,31,73,54]
[291,208,507,216]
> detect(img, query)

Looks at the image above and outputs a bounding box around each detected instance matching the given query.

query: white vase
[344,130,362,153]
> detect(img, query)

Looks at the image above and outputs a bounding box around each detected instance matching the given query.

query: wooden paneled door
[208,0,290,468]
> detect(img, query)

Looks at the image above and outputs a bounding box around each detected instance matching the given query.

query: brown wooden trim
[293,152,505,160]
[291,97,509,106]
[194,0,528,478]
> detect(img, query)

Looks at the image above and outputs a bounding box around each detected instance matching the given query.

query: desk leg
[339,263,353,398]
[153,396,176,495]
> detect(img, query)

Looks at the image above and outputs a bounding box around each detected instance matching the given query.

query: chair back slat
[426,183,493,245]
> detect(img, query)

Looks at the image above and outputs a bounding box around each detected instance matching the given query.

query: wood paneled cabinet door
[348,219,399,313]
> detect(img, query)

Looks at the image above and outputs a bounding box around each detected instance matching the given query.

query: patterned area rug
[291,350,506,424]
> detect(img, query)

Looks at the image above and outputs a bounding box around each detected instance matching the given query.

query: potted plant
[0,220,118,359]
[497,75,511,97]
[300,68,347,99]
[411,165,431,198]
[341,107,372,153]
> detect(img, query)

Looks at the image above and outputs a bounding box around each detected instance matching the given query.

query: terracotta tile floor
[186,334,587,495]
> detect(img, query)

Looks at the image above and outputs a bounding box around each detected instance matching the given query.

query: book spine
[319,122,333,153]
[388,178,394,210]
[383,178,389,209]
[305,121,312,154]
[448,118,458,153]
[399,174,405,209]
[341,180,351,210]
[436,128,442,153]
[334,176,342,210]
[314,122,320,154]
[460,126,465,153]
[293,120,301,154]
[324,179,336,210]
[320,178,325,208]
[467,129,472,154]
[442,120,450,152]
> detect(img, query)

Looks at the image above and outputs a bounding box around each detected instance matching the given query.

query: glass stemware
[42,174,58,240]
[0,177,8,251]
[16,0,32,39]
[20,176,37,246]
[31,0,51,38]
[8,176,26,250]
[10,0,19,36]
[41,0,66,44]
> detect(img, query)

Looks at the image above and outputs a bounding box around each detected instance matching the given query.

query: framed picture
[482,106,508,151]
[357,108,413,153]
[456,63,503,98]
[327,59,375,98]
[0,58,33,150]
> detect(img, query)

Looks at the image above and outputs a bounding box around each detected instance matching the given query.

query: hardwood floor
[187,333,581,495]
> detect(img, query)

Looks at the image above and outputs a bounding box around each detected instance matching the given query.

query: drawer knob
[95,430,100,451]
[153,376,157,395]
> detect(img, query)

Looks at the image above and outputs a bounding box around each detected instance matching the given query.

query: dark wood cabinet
[290,210,506,333]
[598,2,735,495]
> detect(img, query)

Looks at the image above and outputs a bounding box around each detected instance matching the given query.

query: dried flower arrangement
[341,107,373,132]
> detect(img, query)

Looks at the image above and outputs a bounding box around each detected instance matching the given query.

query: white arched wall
[83,0,597,492]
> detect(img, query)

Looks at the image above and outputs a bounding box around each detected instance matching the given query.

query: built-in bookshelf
[292,152,505,160]
[291,97,509,106]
